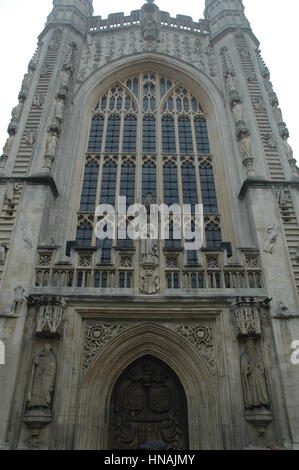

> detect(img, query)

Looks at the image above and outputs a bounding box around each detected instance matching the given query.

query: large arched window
[76,73,221,258]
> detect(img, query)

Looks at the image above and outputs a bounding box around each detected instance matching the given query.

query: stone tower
[0,0,298,450]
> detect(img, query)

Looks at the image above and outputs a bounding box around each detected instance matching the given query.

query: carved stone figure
[19,70,34,99]
[54,97,65,122]
[140,267,159,295]
[4,183,17,210]
[281,135,294,161]
[24,129,37,146]
[274,301,289,318]
[40,62,49,78]
[232,102,244,123]
[26,345,56,412]
[10,100,24,127]
[241,339,270,410]
[225,71,236,93]
[32,93,45,108]
[59,67,71,97]
[263,132,276,149]
[141,0,160,42]
[263,225,279,254]
[45,132,59,157]
[253,97,265,113]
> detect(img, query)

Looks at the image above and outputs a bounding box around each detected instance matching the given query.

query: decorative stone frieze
[32,296,66,338]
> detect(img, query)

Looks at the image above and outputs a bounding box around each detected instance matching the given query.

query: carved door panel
[108,356,189,450]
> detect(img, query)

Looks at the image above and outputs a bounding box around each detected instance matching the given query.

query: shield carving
[124,385,145,413]
[149,386,170,413]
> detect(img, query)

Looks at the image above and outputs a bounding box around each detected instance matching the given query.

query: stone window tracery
[76,72,222,258]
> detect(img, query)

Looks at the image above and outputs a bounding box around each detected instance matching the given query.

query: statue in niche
[20,70,34,98]
[263,225,279,254]
[10,100,24,126]
[232,102,244,123]
[26,344,56,412]
[45,132,59,157]
[225,71,237,93]
[54,97,65,122]
[40,62,49,78]
[241,338,270,410]
[140,193,159,265]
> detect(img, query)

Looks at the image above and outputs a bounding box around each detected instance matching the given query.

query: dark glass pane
[143,116,156,153]
[162,117,176,153]
[200,164,218,214]
[123,116,137,153]
[142,161,157,200]
[163,163,179,205]
[194,118,210,154]
[182,164,198,212]
[79,162,99,212]
[100,162,117,206]
[88,116,104,153]
[76,222,92,248]
[205,223,222,249]
[178,117,193,154]
[105,116,121,152]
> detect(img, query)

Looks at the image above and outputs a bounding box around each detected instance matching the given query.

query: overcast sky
[0,0,298,161]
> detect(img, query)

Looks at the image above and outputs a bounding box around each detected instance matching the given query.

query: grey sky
[0,0,297,161]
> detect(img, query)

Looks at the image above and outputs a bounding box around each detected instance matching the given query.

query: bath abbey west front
[0,0,299,450]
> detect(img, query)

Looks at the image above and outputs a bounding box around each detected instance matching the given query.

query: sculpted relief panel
[76,30,217,85]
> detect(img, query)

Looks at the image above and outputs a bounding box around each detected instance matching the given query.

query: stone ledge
[239,178,299,200]
[0,175,59,198]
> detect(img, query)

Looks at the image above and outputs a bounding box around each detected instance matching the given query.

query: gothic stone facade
[0,0,299,450]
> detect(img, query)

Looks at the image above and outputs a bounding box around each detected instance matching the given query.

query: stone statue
[263,132,276,149]
[11,100,24,125]
[253,97,265,113]
[263,225,279,254]
[225,72,236,93]
[241,339,270,410]
[26,345,56,411]
[54,97,65,122]
[141,0,159,42]
[4,183,16,207]
[59,67,71,96]
[281,135,294,161]
[20,70,34,98]
[232,102,244,123]
[141,267,159,295]
[45,132,59,157]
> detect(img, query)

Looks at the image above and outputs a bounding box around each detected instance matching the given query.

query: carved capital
[232,297,262,339]
[31,296,66,338]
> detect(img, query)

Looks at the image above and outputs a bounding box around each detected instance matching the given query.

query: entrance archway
[108,355,189,450]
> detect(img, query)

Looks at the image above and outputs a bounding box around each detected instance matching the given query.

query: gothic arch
[74,323,222,450]
[64,53,236,251]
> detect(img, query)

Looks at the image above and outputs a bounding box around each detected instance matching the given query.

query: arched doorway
[108,355,189,450]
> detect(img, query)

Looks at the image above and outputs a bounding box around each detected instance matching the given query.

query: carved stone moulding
[232,297,262,339]
[30,295,66,338]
